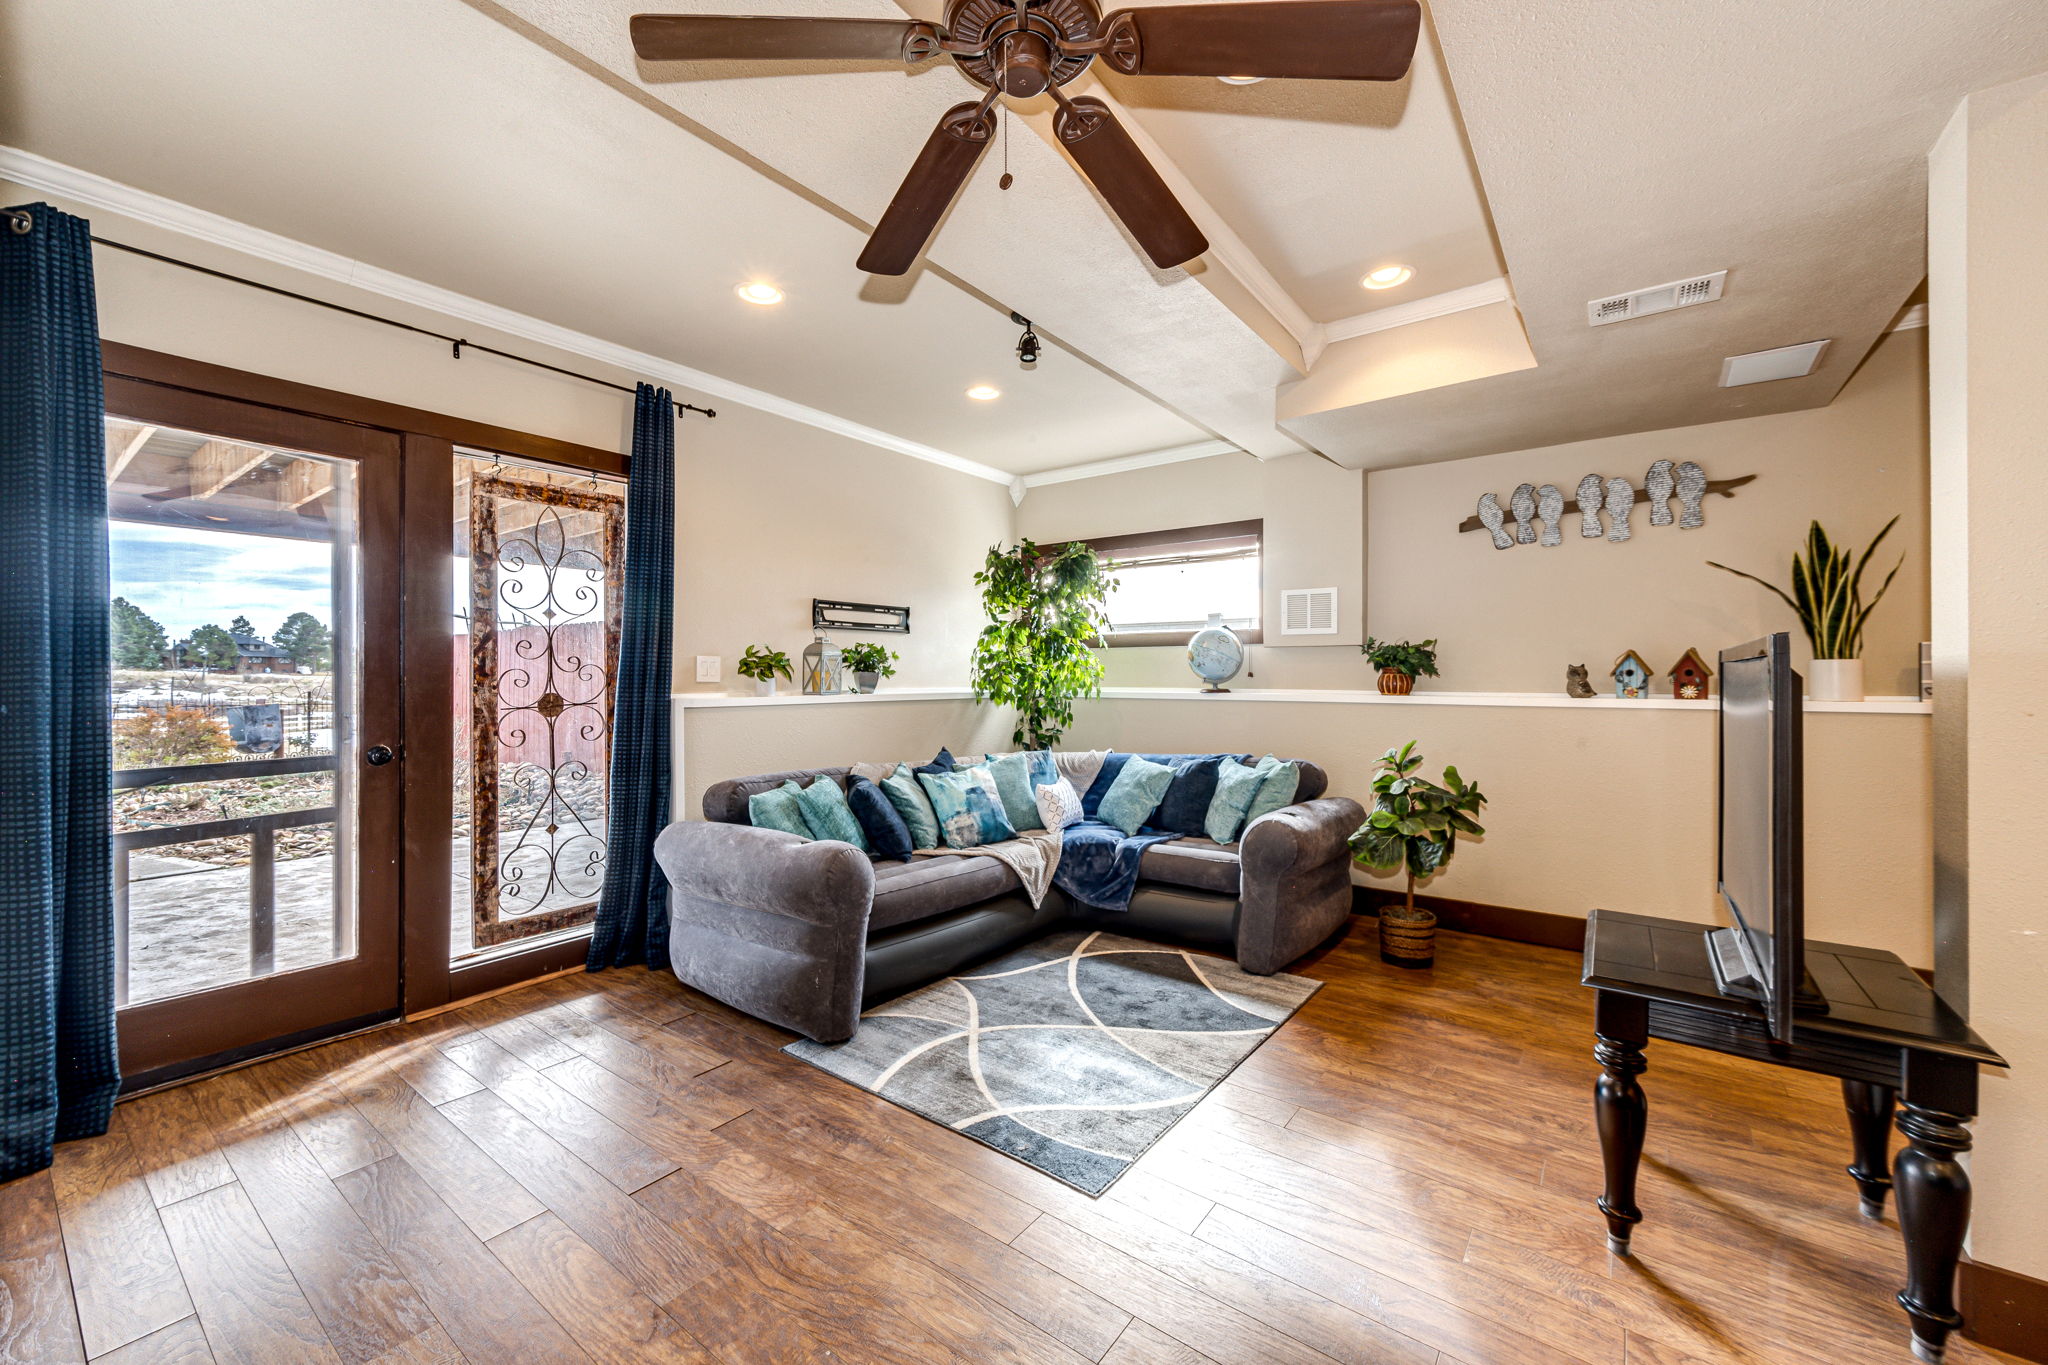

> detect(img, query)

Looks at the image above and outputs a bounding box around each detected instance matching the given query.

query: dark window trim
[1071,518,1265,647]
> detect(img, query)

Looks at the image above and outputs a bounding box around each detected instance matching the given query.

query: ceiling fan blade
[1053,97,1207,270]
[857,101,997,275]
[1097,0,1420,81]
[630,14,939,63]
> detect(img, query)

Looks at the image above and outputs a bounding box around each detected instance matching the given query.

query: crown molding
[0,145,1017,487]
[1016,439,1240,493]
[1319,277,1516,345]
[1889,302,1927,332]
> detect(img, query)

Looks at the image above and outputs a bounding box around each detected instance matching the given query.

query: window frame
[1081,518,1265,647]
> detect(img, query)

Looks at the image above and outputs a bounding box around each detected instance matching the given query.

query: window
[1088,520,1263,646]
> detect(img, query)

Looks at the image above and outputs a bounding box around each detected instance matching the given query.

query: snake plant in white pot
[1708,516,1902,702]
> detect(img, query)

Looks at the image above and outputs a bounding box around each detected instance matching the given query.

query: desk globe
[1187,613,1244,692]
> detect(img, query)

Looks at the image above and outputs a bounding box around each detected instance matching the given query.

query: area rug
[784,929,1320,1194]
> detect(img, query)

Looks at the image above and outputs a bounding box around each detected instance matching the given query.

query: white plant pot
[753,679,777,698]
[1809,658,1864,703]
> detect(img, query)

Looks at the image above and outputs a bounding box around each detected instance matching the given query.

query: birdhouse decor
[1611,650,1652,699]
[1669,647,1714,700]
[801,630,844,695]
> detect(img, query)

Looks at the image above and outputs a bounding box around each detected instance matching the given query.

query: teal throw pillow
[748,780,815,839]
[988,749,1057,832]
[1097,755,1177,837]
[794,776,868,851]
[918,767,1018,849]
[1242,757,1302,829]
[1204,756,1279,844]
[880,763,941,849]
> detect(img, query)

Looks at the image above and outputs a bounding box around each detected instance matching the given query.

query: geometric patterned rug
[784,929,1321,1194]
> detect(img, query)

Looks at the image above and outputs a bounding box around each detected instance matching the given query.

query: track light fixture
[1012,311,1041,366]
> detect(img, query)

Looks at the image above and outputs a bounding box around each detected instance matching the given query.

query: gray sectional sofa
[652,755,1364,1043]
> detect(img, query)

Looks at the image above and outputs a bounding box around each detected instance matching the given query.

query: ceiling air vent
[1587,270,1727,327]
[1279,588,1338,636]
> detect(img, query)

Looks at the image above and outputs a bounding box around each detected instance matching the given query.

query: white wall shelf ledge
[676,687,978,709]
[1091,687,1930,716]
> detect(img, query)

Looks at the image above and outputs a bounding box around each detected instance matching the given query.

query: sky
[110,522,332,640]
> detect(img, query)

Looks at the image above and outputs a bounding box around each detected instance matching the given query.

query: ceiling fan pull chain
[999,105,1014,190]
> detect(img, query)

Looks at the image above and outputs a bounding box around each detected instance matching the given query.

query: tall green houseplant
[971,539,1117,748]
[1349,741,1487,968]
[1707,516,1903,659]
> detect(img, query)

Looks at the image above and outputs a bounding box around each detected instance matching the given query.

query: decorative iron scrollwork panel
[469,474,623,948]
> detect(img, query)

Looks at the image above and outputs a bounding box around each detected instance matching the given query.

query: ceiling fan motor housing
[948,0,1101,91]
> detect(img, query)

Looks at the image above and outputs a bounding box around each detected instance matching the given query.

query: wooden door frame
[103,343,628,1023]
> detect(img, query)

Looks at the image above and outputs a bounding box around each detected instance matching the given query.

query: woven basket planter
[1379,907,1437,969]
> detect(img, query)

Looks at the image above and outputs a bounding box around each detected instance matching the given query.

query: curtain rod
[85,232,716,418]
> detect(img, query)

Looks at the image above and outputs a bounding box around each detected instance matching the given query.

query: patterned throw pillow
[845,776,913,862]
[880,763,941,850]
[1096,755,1178,837]
[1242,757,1302,830]
[918,767,1018,849]
[1034,777,1084,832]
[747,780,815,839]
[988,749,1058,832]
[793,775,868,851]
[1205,756,1279,844]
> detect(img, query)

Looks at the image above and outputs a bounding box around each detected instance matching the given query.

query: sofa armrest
[652,821,876,1042]
[1235,796,1365,974]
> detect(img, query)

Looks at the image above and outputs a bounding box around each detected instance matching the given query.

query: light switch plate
[695,655,721,683]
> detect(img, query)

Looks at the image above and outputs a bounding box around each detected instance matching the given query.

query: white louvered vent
[1279,588,1339,636]
[1586,270,1727,327]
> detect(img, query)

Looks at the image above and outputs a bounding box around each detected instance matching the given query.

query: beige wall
[1059,697,1934,967]
[1928,73,2048,1287]
[1369,328,1932,695]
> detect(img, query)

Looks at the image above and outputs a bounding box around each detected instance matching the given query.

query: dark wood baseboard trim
[1353,887,1588,953]
[1963,1256,2048,1362]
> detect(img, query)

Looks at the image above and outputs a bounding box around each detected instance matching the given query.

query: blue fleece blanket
[1053,819,1180,912]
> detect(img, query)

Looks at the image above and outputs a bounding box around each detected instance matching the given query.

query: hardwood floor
[0,923,2026,1365]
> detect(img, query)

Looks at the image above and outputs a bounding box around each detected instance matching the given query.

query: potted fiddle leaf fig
[1349,741,1487,969]
[737,644,794,697]
[841,642,899,694]
[1362,637,1440,696]
[1707,516,1902,702]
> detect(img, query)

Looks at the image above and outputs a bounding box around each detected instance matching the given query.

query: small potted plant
[737,644,793,697]
[1349,741,1487,969]
[1362,637,1440,696]
[841,642,899,694]
[1707,517,1902,702]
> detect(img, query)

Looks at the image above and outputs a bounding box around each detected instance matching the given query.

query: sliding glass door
[104,383,404,1083]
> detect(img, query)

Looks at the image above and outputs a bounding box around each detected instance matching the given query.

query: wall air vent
[1586,270,1727,327]
[1279,588,1338,636]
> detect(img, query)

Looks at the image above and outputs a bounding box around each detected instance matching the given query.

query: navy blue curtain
[587,384,676,970]
[1,203,121,1180]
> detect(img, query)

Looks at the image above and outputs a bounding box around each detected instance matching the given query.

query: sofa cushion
[1097,755,1177,836]
[1137,837,1242,895]
[988,749,1056,831]
[1080,752,1133,820]
[747,781,815,839]
[879,763,941,850]
[846,776,913,862]
[1154,755,1227,836]
[919,767,1016,848]
[1036,777,1084,831]
[868,855,1023,930]
[794,775,868,851]
[1205,756,1277,843]
[1243,758,1303,829]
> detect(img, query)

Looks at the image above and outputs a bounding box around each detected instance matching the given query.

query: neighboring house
[168,632,296,675]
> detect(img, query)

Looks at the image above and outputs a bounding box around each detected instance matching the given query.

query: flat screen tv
[1712,632,1813,1042]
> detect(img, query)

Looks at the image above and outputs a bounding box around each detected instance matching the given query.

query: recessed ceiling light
[735,282,784,306]
[966,385,1002,401]
[1217,75,1266,85]
[1360,265,1414,291]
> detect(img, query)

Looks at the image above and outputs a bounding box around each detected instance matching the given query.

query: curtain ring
[5,209,32,235]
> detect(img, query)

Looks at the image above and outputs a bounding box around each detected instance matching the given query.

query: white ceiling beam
[1018,439,1241,492]
[1319,277,1516,345]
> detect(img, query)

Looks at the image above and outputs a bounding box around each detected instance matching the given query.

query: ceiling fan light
[735,282,785,305]
[1361,264,1414,291]
[1216,75,1266,85]
[966,384,1002,401]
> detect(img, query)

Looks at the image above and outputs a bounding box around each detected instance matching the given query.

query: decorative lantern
[801,630,844,695]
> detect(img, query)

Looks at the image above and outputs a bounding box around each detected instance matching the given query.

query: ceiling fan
[630,0,1422,274]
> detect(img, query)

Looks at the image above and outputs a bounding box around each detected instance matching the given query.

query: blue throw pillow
[1154,755,1227,837]
[794,775,868,851]
[748,780,815,839]
[912,747,957,776]
[1080,752,1133,820]
[879,763,941,850]
[918,767,1018,849]
[846,776,913,862]
[1243,757,1302,828]
[1096,755,1177,837]
[1205,756,1279,844]
[988,749,1056,832]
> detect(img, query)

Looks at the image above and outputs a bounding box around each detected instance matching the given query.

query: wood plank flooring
[0,923,2025,1364]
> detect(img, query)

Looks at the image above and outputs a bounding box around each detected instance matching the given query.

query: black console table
[1582,909,2006,1363]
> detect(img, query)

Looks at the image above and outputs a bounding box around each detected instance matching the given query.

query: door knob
[364,745,396,766]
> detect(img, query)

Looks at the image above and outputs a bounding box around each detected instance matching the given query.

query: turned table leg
[1842,1078,1897,1218]
[1895,1054,1979,1364]
[1593,992,1650,1256]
